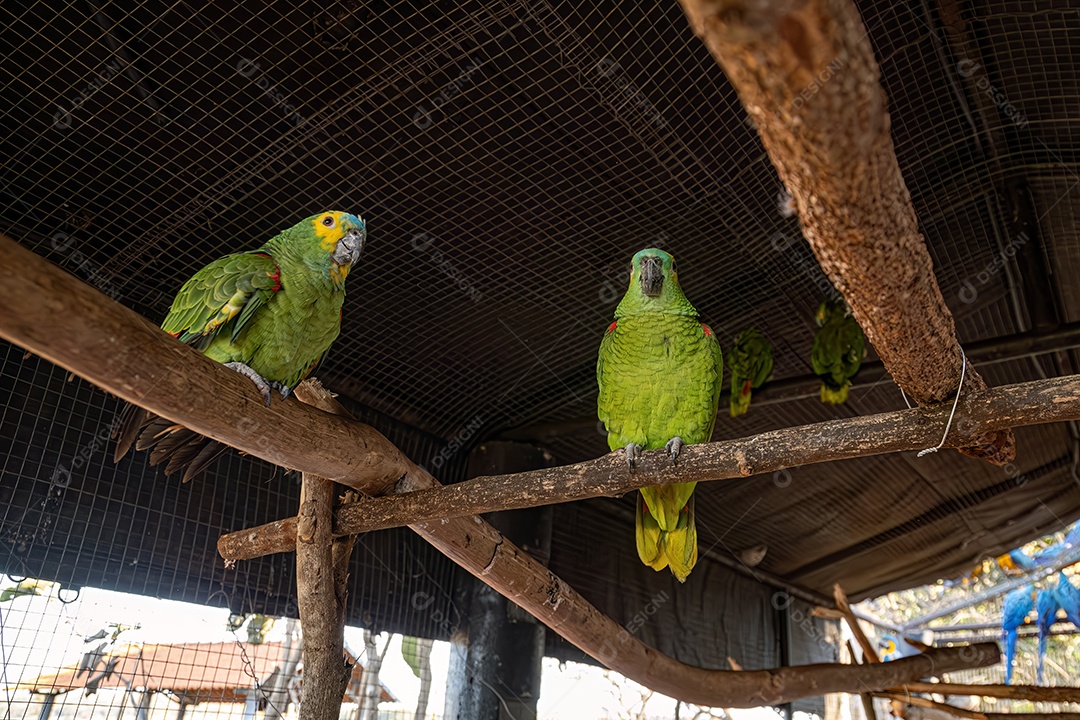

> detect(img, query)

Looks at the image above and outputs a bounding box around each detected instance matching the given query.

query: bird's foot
[271,381,293,400]
[225,362,273,406]
[665,437,684,465]
[624,443,642,470]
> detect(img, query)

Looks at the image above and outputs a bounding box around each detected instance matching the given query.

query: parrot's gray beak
[334,229,365,267]
[639,255,664,297]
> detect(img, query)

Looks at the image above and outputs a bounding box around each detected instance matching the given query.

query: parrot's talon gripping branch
[624,442,642,470]
[665,437,684,465]
[226,362,274,406]
[272,381,293,401]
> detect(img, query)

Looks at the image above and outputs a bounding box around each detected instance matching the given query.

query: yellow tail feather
[820,381,850,404]
[635,493,698,582]
[635,494,668,571]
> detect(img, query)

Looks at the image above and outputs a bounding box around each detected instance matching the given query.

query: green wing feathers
[728,328,773,417]
[161,252,281,348]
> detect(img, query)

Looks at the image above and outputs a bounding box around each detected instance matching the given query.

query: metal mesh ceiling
[2,0,1080,687]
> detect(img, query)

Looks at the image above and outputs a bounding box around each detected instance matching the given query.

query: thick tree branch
[676,0,1015,463]
[0,233,1002,706]
[219,374,1080,551]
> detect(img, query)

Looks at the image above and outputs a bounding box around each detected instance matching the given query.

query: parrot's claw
[665,437,684,465]
[271,382,293,400]
[225,362,273,406]
[624,443,642,470]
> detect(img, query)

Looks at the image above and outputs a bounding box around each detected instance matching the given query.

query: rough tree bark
[676,0,1015,464]
[356,630,389,720]
[887,682,1080,704]
[295,463,355,719]
[412,638,434,720]
[219,374,1080,552]
[0,233,1003,706]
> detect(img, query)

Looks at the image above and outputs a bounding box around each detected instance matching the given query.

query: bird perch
[218,372,1080,552]
[676,0,1015,464]
[0,232,1005,707]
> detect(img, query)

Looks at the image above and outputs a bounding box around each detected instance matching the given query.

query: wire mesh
[3,0,1080,714]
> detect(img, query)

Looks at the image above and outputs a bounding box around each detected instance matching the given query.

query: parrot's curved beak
[333,228,365,267]
[639,255,664,297]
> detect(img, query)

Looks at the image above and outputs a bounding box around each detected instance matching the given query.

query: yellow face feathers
[313,212,348,251]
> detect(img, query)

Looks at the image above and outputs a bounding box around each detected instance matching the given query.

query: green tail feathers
[730,379,752,417]
[820,380,850,404]
[636,485,698,582]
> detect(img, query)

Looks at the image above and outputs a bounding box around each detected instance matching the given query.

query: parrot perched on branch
[114,211,366,482]
[1002,585,1036,684]
[728,327,773,417]
[597,248,723,582]
[1036,586,1058,684]
[811,298,866,405]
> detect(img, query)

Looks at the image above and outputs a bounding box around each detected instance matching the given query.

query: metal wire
[2,1,1080,715]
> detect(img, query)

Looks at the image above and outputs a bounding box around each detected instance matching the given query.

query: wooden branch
[887,682,1080,704]
[835,584,880,663]
[848,640,879,720]
[0,233,1006,707]
[676,0,1014,464]
[873,693,986,720]
[221,374,1080,549]
[296,381,355,720]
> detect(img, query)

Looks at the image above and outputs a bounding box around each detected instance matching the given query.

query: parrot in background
[1053,572,1080,627]
[114,212,366,483]
[1036,587,1058,684]
[1033,520,1080,566]
[1002,585,1036,684]
[811,298,866,405]
[998,548,1037,576]
[597,248,723,583]
[728,328,773,417]
[877,634,922,662]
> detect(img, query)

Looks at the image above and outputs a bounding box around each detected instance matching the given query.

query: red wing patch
[266,268,281,292]
[606,321,618,334]
[701,324,713,337]
[255,254,282,292]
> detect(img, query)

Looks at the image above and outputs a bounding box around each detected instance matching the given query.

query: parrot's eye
[322,216,335,228]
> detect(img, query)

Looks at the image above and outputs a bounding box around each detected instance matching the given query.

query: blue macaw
[1053,572,1080,626]
[1034,521,1080,566]
[1035,588,1059,684]
[1002,585,1036,684]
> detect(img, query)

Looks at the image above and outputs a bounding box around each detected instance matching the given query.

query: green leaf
[401,636,422,677]
[0,582,43,603]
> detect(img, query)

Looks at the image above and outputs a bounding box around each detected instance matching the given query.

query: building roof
[15,642,396,705]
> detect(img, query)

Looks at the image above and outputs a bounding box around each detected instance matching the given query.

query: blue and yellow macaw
[998,549,1036,576]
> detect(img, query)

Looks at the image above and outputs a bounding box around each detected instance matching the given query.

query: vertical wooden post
[445,442,555,720]
[295,382,358,720]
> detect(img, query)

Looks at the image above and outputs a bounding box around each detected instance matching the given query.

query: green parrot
[114,211,366,482]
[597,248,723,582]
[811,298,866,405]
[728,327,773,417]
